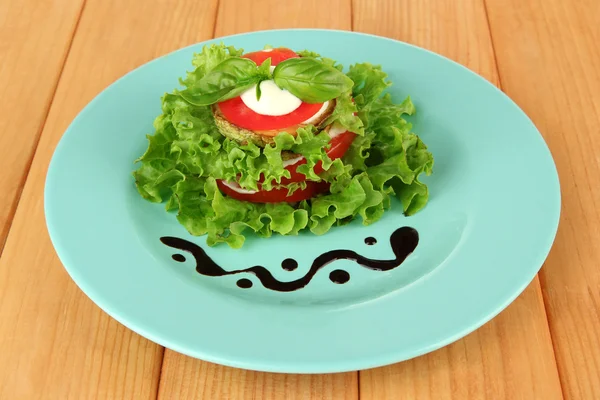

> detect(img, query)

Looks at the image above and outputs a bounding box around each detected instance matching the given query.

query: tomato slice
[242,48,299,65]
[216,180,330,203]
[217,99,323,131]
[217,48,325,131]
[279,130,357,185]
[216,130,355,203]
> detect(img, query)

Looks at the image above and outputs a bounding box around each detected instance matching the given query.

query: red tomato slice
[242,48,299,65]
[217,48,325,131]
[216,180,330,203]
[217,99,324,131]
[216,130,355,203]
[279,130,357,185]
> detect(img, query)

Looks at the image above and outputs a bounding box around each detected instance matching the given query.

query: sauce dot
[236,278,253,289]
[329,269,350,284]
[281,258,298,271]
[364,237,377,245]
[172,254,186,262]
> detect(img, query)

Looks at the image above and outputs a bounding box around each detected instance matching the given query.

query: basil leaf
[180,57,261,106]
[255,84,262,101]
[255,58,272,101]
[272,58,354,103]
[257,57,272,76]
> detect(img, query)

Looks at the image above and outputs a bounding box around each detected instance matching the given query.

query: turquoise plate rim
[44,28,561,373]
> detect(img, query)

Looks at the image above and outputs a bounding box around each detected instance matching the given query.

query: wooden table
[1,0,598,398]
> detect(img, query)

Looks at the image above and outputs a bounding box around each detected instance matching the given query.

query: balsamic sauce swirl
[161,226,418,292]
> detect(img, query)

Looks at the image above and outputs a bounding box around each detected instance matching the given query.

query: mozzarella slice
[302,101,330,124]
[281,121,346,169]
[241,80,302,116]
[282,155,304,167]
[219,180,258,194]
[328,122,347,138]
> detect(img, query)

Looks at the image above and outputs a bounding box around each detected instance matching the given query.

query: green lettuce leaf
[347,63,391,107]
[296,49,344,71]
[309,176,367,234]
[172,177,311,248]
[133,91,339,195]
[180,43,244,87]
[321,90,364,135]
[342,131,375,172]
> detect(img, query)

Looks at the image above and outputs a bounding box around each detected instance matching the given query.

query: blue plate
[45,29,560,373]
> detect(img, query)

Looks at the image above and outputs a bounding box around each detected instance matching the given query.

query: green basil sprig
[181,58,271,106]
[181,54,354,106]
[255,58,271,101]
[272,58,353,103]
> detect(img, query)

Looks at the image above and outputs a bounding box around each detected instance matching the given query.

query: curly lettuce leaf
[133,109,181,202]
[180,43,244,87]
[172,177,311,248]
[297,49,344,71]
[133,91,340,198]
[321,90,364,135]
[352,90,433,215]
[347,63,391,107]
[342,131,375,172]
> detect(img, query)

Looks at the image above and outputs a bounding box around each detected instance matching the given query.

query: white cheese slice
[241,80,302,116]
[328,122,347,138]
[282,155,304,167]
[302,101,330,124]
[219,181,258,194]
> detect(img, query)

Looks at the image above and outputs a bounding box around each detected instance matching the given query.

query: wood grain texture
[3,0,596,398]
[159,352,357,400]
[486,0,600,398]
[0,0,84,252]
[215,0,351,37]
[353,0,564,398]
[359,284,562,400]
[0,0,218,398]
[157,1,357,399]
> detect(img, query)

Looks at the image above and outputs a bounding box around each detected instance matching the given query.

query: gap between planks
[0,0,87,256]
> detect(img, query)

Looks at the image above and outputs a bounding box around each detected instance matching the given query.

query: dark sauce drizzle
[161,226,418,292]
[329,269,350,284]
[364,237,377,245]
[172,254,186,262]
[236,278,253,289]
[281,258,298,271]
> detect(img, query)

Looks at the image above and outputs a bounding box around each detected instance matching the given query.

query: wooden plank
[0,0,84,252]
[157,1,358,399]
[0,0,218,398]
[485,0,600,398]
[159,351,357,400]
[352,0,564,398]
[359,284,562,399]
[214,0,351,37]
